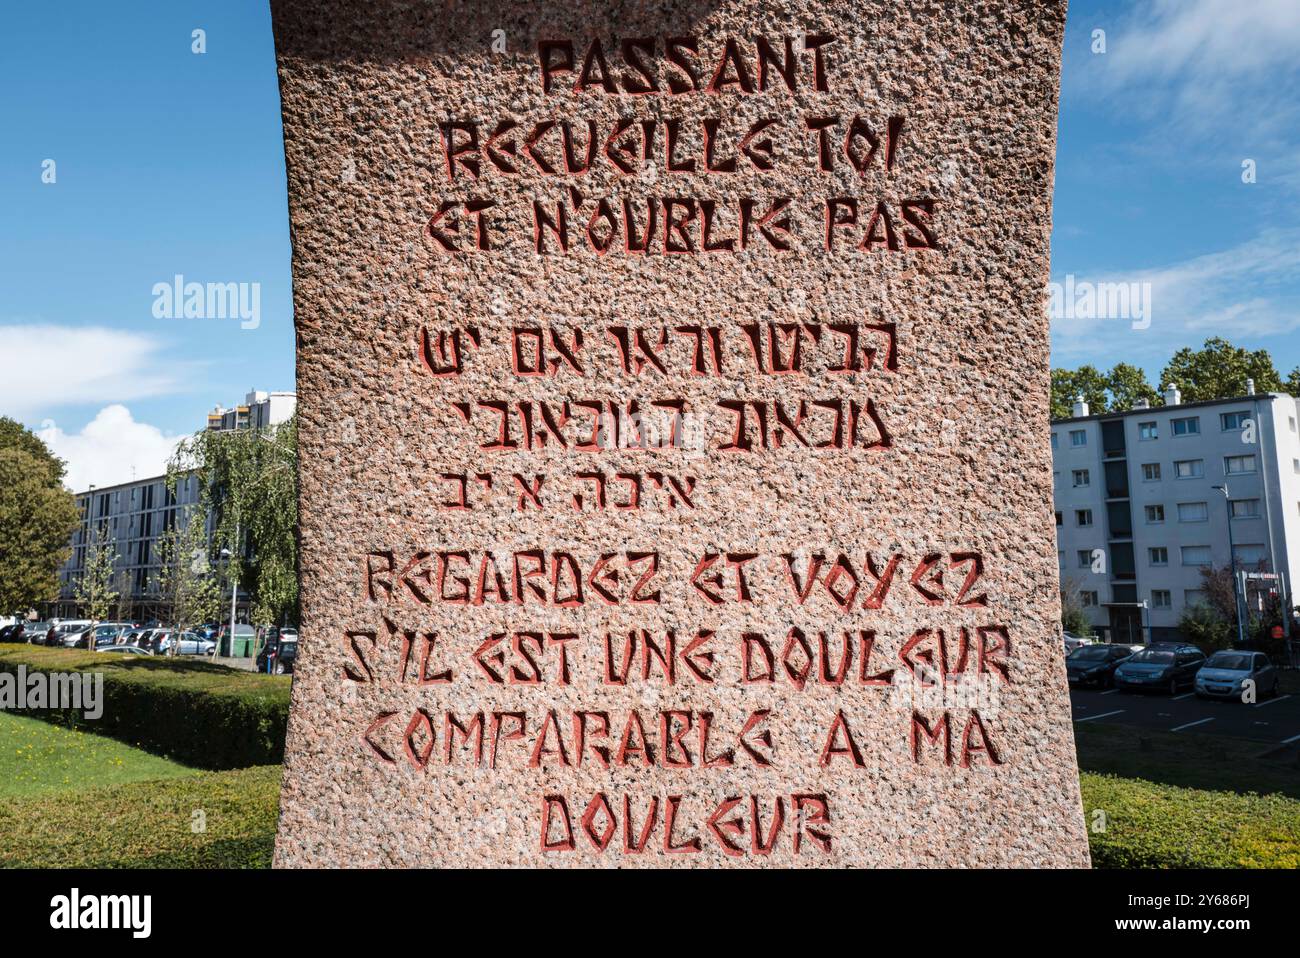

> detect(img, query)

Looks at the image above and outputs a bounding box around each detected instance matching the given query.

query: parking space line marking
[1100,689,1119,696]
[1171,717,1215,732]
[1281,732,1300,745]
[1074,710,1125,723]
[1253,694,1292,709]
[1172,693,1195,700]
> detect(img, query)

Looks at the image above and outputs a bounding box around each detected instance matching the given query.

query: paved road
[1070,684,1300,749]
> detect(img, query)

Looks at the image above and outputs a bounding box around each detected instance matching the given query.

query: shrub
[1178,602,1234,652]
[1081,773,1300,868]
[0,647,290,770]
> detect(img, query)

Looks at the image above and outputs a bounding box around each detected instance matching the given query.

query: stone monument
[271,0,1089,866]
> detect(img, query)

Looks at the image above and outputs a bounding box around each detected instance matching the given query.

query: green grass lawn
[0,711,196,799]
[0,764,281,868]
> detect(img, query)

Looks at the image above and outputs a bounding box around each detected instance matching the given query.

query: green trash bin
[235,635,254,658]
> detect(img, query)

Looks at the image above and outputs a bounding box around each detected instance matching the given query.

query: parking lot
[1071,685,1300,749]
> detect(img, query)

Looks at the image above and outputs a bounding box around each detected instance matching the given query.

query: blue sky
[1,0,1298,490]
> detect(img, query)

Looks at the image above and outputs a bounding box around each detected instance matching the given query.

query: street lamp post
[1213,484,1246,648]
[220,521,240,657]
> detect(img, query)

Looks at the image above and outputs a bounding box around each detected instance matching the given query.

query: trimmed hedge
[0,764,281,868]
[0,647,290,770]
[1081,772,1300,868]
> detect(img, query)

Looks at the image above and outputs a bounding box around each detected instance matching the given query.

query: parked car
[1063,632,1093,653]
[70,622,134,650]
[1195,650,1279,700]
[52,621,93,647]
[154,630,217,656]
[98,644,150,656]
[23,622,50,644]
[256,634,298,674]
[0,624,25,642]
[1114,643,1206,694]
[1065,644,1134,688]
[124,628,157,651]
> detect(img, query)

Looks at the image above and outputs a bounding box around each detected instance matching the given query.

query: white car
[155,630,217,656]
[1063,632,1094,653]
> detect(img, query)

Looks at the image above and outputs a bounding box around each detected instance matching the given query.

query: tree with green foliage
[152,508,222,651]
[1060,576,1094,638]
[1050,366,1110,420]
[168,416,298,628]
[1051,363,1163,419]
[1159,337,1283,402]
[1105,362,1159,411]
[0,417,79,616]
[74,530,120,621]
[1286,366,1300,397]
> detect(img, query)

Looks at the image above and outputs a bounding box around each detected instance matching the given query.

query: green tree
[1105,362,1159,411]
[1285,367,1300,397]
[1050,366,1109,420]
[74,530,120,621]
[1159,337,1283,402]
[152,509,222,651]
[0,418,79,616]
[1060,576,1094,638]
[169,416,298,628]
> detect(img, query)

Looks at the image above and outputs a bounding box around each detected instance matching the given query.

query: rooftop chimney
[1071,394,1090,418]
[1246,378,1256,395]
[1163,384,1181,406]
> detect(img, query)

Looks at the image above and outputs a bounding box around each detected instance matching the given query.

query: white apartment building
[1052,385,1300,644]
[51,389,295,621]
[205,389,297,432]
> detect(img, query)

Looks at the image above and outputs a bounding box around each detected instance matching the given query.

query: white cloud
[1076,0,1300,167]
[37,405,188,493]
[0,324,183,419]
[1100,0,1300,86]
[1051,228,1300,366]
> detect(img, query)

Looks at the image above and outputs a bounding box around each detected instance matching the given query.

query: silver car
[1063,632,1093,653]
[1194,650,1279,701]
[155,630,217,656]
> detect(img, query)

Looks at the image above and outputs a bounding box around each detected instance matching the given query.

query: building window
[1144,504,1165,523]
[1151,589,1172,609]
[1138,421,1158,440]
[1077,550,1094,568]
[1072,469,1090,487]
[1181,545,1212,567]
[1177,501,1209,522]
[1232,543,1266,566]
[1080,591,1099,607]
[1141,463,1161,481]
[1171,416,1200,436]
[1220,411,1250,431]
[1229,498,1260,519]
[1148,547,1168,566]
[1069,429,1087,447]
[1185,589,1206,606]
[1054,511,1063,526]
[1293,458,1300,474]
[1075,509,1093,527]
[1290,416,1297,433]
[1173,459,1204,479]
[1224,454,1256,475]
[1051,433,1058,450]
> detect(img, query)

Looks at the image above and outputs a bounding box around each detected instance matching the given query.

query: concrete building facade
[51,389,295,622]
[1052,386,1300,644]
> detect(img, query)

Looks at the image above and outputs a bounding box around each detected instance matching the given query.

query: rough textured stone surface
[272,0,1088,867]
